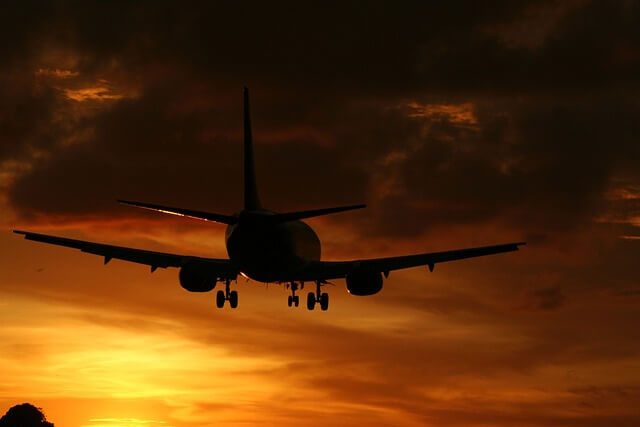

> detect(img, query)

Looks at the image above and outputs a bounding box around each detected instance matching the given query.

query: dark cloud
[614,289,640,297]
[0,2,638,240]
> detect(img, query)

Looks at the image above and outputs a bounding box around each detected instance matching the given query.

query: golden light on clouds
[605,185,640,201]
[35,68,80,78]
[406,102,478,126]
[64,87,125,102]
[33,66,131,103]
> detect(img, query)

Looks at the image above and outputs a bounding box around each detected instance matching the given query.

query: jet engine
[179,263,217,292]
[346,268,383,295]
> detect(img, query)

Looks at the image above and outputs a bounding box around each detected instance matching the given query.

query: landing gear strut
[307,281,329,311]
[287,282,301,308]
[216,279,238,309]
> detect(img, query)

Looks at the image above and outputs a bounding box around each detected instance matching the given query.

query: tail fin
[243,87,261,210]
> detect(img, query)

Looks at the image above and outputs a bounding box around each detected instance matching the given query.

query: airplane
[13,88,525,311]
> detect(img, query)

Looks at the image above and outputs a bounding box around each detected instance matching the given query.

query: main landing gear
[307,281,329,311]
[216,279,238,309]
[287,282,301,308]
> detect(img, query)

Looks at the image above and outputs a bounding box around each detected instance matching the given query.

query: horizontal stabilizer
[271,204,366,223]
[118,200,238,225]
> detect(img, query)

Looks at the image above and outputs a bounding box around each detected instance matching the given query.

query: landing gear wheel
[320,292,329,311]
[307,292,316,310]
[216,290,225,308]
[287,282,301,308]
[229,290,238,309]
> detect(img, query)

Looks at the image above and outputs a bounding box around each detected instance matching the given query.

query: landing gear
[307,281,329,311]
[287,282,300,308]
[229,290,238,308]
[320,292,329,311]
[288,295,299,307]
[307,292,315,310]
[216,279,238,309]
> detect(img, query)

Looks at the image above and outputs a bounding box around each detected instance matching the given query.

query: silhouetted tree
[0,403,54,426]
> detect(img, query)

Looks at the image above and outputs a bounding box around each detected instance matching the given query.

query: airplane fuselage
[225,210,321,282]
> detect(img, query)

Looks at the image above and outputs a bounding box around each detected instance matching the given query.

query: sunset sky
[2,1,640,426]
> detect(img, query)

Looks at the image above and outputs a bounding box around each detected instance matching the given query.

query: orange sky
[3,213,640,426]
[2,2,640,426]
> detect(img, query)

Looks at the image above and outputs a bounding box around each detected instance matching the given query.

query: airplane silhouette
[14,88,525,311]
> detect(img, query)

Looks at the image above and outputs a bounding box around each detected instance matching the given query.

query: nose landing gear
[307,281,329,311]
[216,279,238,308]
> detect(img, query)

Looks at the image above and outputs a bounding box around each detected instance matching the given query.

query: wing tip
[513,242,527,250]
[13,229,27,236]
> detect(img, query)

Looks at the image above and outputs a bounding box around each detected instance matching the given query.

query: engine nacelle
[179,263,218,292]
[346,268,383,296]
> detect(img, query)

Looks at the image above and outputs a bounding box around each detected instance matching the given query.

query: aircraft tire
[294,296,299,307]
[307,292,316,310]
[229,290,238,308]
[320,292,329,311]
[288,295,292,307]
[216,290,225,308]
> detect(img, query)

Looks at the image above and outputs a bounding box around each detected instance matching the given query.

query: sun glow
[83,418,171,427]
[0,295,286,425]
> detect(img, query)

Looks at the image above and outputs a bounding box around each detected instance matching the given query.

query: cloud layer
[2,1,640,426]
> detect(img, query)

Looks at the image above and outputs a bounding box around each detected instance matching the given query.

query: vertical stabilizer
[243,87,261,210]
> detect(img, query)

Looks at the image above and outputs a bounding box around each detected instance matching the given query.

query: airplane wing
[300,242,526,281]
[13,230,238,278]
